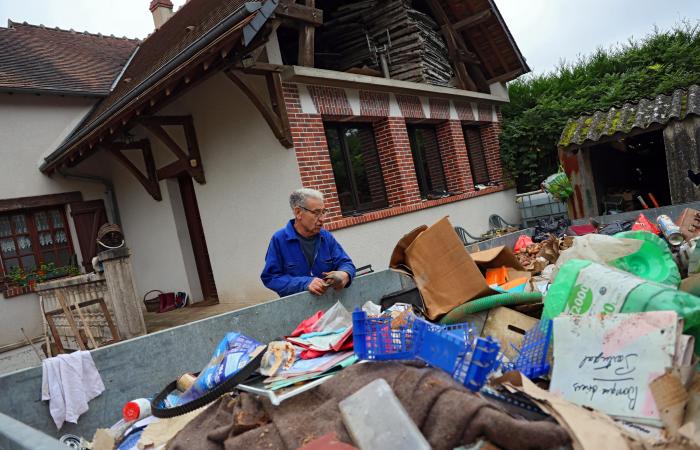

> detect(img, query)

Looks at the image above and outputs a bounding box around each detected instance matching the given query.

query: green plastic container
[543,259,700,352]
[611,230,681,287]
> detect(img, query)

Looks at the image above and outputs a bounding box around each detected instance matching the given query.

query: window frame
[324,122,389,215]
[463,125,491,186]
[0,206,76,280]
[406,125,448,198]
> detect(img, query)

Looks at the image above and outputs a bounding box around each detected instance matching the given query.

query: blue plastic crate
[513,319,552,379]
[353,309,500,390]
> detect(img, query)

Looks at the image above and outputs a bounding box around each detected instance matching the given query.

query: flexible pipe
[439,292,543,324]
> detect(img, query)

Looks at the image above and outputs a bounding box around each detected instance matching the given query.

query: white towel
[41,350,105,429]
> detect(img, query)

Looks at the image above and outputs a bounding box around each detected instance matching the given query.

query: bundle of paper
[264,351,355,384]
[549,311,695,427]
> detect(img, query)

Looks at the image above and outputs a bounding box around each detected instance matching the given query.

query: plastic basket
[512,319,552,379]
[353,309,497,390]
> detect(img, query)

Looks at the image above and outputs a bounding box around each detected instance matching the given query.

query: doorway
[177,175,219,303]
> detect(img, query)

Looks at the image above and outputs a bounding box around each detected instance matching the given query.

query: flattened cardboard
[470,245,525,271]
[482,307,538,361]
[389,217,494,320]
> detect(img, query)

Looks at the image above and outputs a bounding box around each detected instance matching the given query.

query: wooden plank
[105,142,162,201]
[55,291,86,351]
[298,0,316,67]
[182,117,206,184]
[267,72,293,148]
[224,69,293,148]
[487,68,525,84]
[157,159,189,180]
[453,10,491,31]
[275,2,323,27]
[0,192,83,213]
[140,122,190,162]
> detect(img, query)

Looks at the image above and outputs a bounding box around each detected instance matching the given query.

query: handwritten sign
[550,311,679,425]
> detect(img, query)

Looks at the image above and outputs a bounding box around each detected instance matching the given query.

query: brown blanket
[169,362,570,450]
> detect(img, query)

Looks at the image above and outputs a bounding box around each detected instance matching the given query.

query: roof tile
[0,21,138,95]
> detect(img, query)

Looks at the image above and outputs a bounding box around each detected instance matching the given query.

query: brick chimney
[149,0,174,28]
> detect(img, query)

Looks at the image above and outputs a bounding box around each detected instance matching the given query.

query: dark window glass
[407,126,448,197]
[325,124,388,215]
[463,126,490,185]
[0,207,75,279]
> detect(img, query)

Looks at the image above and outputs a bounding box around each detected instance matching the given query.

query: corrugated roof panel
[559,85,700,149]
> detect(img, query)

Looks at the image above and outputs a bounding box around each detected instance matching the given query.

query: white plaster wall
[157,73,302,302]
[0,94,114,348]
[333,189,520,275]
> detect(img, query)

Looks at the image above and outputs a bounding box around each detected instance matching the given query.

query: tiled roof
[0,21,138,96]
[41,0,272,172]
[559,85,700,149]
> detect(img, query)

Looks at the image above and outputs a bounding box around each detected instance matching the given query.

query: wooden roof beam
[453,10,491,31]
[275,2,323,27]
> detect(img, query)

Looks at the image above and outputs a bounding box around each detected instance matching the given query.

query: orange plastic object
[500,277,529,292]
[632,213,660,235]
[485,266,508,286]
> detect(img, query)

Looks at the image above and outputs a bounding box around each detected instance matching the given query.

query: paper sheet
[550,312,679,425]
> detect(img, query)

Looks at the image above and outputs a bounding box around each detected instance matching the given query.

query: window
[407,126,447,197]
[463,126,490,185]
[325,124,388,215]
[0,207,74,276]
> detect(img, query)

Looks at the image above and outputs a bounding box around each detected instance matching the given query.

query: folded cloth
[41,350,105,429]
[169,362,570,450]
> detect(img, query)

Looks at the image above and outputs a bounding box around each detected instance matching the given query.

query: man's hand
[322,271,350,291]
[307,277,328,296]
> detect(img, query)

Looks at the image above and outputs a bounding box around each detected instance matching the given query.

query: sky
[0,0,699,76]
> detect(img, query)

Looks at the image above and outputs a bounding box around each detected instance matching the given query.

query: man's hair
[289,188,324,210]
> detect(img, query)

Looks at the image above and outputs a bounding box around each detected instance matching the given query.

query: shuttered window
[463,126,490,185]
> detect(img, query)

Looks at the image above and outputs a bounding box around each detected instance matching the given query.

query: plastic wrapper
[176,332,263,405]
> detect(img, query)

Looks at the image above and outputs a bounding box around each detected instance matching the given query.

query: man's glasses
[300,206,330,218]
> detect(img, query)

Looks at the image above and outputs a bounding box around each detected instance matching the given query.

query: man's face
[294,197,326,236]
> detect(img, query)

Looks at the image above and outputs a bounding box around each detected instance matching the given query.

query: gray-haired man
[261,188,356,297]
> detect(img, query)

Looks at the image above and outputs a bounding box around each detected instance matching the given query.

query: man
[261,188,356,297]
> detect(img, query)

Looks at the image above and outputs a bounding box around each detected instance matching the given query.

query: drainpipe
[57,169,122,227]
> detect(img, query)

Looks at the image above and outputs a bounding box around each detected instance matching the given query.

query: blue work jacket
[261,220,356,297]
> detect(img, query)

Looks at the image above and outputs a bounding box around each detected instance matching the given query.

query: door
[70,200,108,272]
[177,176,219,302]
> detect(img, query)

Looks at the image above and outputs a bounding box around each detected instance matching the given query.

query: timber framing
[104,139,162,201]
[425,0,488,92]
[137,115,206,184]
[275,1,323,27]
[224,68,293,148]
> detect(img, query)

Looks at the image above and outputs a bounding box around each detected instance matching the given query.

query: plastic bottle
[542,259,700,350]
[123,398,151,421]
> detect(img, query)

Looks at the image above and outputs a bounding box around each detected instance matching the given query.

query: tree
[500,22,700,192]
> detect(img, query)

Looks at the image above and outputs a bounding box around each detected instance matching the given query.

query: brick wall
[373,118,421,206]
[480,116,503,184]
[437,120,473,193]
[283,83,343,219]
[281,82,506,230]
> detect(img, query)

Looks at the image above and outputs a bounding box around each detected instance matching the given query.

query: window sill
[325,185,507,231]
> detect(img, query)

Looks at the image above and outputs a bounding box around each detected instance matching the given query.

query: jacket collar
[284,219,324,241]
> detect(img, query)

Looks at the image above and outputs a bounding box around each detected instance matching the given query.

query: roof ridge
[6,19,141,42]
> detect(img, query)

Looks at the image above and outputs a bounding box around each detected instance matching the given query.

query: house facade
[0,0,528,348]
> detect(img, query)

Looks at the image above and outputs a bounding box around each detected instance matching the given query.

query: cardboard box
[390,217,495,320]
[470,245,525,271]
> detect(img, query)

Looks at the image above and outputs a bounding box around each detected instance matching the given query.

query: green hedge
[500,22,700,192]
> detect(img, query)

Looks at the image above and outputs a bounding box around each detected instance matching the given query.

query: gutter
[0,87,105,98]
[57,168,122,227]
[110,45,140,92]
[41,0,279,172]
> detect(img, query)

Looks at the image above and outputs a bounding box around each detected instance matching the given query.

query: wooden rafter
[104,139,162,201]
[453,10,491,30]
[224,69,293,148]
[425,0,489,92]
[138,115,206,184]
